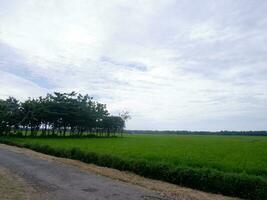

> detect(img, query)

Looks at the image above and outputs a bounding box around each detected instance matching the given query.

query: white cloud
[0,71,48,100]
[0,0,267,130]
[189,23,218,41]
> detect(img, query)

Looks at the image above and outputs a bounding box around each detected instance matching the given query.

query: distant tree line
[126,130,267,136]
[0,92,130,137]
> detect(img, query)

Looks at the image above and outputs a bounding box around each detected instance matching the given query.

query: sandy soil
[0,166,42,200]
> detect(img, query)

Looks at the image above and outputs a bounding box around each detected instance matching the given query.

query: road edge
[0,143,239,200]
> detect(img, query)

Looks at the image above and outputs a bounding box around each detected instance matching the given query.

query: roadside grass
[1,134,267,199]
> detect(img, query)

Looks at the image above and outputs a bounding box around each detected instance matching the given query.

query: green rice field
[2,134,267,199]
[6,134,267,177]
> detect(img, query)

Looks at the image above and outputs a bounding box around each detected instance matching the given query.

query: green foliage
[126,130,267,136]
[1,134,267,199]
[0,97,21,134]
[0,92,127,136]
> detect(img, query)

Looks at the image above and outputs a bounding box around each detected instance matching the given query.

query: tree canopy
[0,92,128,137]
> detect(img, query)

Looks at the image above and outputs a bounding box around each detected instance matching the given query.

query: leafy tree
[0,91,129,137]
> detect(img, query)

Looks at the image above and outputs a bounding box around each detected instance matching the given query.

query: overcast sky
[0,0,267,131]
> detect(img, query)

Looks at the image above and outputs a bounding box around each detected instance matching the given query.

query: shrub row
[1,138,267,199]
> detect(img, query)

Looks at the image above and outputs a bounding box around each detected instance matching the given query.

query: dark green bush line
[4,134,118,139]
[126,130,267,136]
[1,139,266,200]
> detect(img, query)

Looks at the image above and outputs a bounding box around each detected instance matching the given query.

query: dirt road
[0,144,237,200]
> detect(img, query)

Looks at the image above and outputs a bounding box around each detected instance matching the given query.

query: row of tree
[126,130,267,136]
[0,92,130,137]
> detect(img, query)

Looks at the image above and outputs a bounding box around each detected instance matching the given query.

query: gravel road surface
[0,147,171,200]
[0,144,238,200]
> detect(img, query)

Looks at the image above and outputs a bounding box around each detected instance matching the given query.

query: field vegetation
[1,92,267,199]
[1,134,267,199]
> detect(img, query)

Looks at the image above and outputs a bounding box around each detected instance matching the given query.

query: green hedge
[1,139,267,199]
